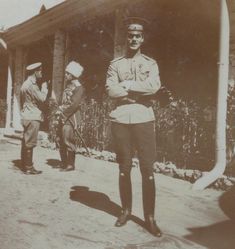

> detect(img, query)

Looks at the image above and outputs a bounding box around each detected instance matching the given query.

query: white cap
[65,61,84,78]
[26,62,42,71]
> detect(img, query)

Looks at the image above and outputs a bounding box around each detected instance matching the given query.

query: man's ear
[141,33,145,42]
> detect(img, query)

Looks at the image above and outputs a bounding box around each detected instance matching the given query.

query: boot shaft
[24,148,33,169]
[142,175,156,219]
[67,151,75,167]
[59,146,68,167]
[119,172,132,211]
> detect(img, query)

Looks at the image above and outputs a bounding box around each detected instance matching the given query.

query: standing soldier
[20,62,48,175]
[106,17,162,237]
[56,61,85,172]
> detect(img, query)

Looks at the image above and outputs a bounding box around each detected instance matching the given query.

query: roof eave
[1,0,133,48]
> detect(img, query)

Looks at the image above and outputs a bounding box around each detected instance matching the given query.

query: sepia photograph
[0,0,235,248]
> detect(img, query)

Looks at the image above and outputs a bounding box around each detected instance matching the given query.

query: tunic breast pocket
[119,71,134,81]
[139,70,150,81]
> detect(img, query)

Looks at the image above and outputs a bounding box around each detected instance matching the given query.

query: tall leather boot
[59,146,67,169]
[24,148,42,175]
[61,150,75,171]
[142,174,162,237]
[21,140,25,169]
[115,172,132,227]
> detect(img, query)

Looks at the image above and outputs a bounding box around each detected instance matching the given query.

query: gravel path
[0,142,234,249]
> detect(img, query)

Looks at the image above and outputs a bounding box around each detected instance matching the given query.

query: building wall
[2,0,235,129]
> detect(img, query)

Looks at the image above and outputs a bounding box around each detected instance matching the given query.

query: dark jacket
[59,79,85,128]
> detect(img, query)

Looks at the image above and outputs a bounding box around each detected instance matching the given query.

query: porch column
[64,32,72,67]
[5,50,14,128]
[52,29,66,103]
[114,7,126,58]
[12,46,24,130]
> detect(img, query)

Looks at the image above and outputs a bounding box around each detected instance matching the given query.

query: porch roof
[0,0,235,51]
[0,0,136,48]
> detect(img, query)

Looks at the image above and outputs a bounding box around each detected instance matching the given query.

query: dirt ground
[0,141,235,249]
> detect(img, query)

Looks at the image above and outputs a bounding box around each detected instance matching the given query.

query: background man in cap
[56,61,85,171]
[20,62,48,174]
[106,17,162,237]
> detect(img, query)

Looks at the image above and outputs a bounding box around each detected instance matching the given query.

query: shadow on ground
[12,159,24,172]
[70,186,145,228]
[219,184,235,221]
[185,220,235,249]
[105,234,201,249]
[185,185,235,249]
[46,159,61,168]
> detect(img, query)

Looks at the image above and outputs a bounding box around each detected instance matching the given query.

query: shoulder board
[110,56,125,63]
[141,54,156,63]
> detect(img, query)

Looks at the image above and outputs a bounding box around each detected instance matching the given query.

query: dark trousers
[111,121,156,176]
[59,123,76,152]
[111,121,157,218]
[21,120,40,169]
[21,120,40,148]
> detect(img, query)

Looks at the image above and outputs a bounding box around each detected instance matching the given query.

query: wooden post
[51,29,66,103]
[64,31,72,67]
[12,46,24,130]
[114,7,127,58]
[5,50,14,128]
[64,31,72,90]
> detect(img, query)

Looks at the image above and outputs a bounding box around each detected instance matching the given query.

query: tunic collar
[71,79,81,87]
[28,75,37,84]
[126,49,142,59]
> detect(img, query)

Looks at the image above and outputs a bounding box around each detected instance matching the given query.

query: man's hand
[117,96,136,105]
[54,109,62,116]
[119,80,134,91]
[41,82,48,91]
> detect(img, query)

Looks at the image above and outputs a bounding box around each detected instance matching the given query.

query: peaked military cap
[26,62,42,71]
[124,17,149,32]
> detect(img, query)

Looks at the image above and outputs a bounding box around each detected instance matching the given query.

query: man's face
[35,67,42,79]
[65,71,73,82]
[127,31,144,51]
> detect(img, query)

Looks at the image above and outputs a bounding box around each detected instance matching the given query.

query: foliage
[47,81,235,173]
[154,98,216,169]
[47,98,59,146]
[226,80,235,176]
[74,93,217,170]
[78,97,113,150]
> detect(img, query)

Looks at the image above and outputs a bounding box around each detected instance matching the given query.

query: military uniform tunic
[58,79,85,152]
[20,75,48,148]
[21,75,48,121]
[106,51,161,124]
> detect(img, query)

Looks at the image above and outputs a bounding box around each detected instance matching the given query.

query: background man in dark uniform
[106,18,162,237]
[20,62,48,175]
[56,61,85,172]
